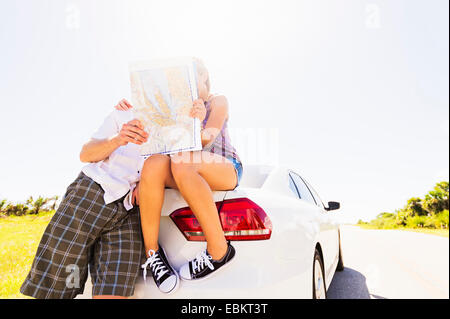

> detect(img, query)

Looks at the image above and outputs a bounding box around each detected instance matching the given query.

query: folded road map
[129,57,202,157]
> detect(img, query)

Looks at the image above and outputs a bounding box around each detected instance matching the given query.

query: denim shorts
[226,157,243,188]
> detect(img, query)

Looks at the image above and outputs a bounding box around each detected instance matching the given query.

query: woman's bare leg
[170,151,238,260]
[139,154,177,257]
[92,295,127,299]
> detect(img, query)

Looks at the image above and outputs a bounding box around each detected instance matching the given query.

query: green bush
[4,203,30,216]
[406,215,428,228]
[363,181,449,230]
[369,216,399,229]
[436,210,449,229]
[0,196,59,217]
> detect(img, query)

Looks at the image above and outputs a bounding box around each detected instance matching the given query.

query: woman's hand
[115,98,133,111]
[189,99,207,122]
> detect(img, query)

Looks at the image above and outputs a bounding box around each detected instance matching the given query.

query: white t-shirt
[82,110,145,210]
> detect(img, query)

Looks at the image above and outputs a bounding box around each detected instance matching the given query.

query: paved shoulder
[327,226,449,299]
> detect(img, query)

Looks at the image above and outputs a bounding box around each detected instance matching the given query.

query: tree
[423,181,449,214]
[434,181,449,196]
[49,195,60,211]
[395,209,409,226]
[0,199,7,213]
[376,212,395,219]
[405,197,427,216]
[27,196,50,214]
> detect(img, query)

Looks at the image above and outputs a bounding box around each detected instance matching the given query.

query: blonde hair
[193,57,210,92]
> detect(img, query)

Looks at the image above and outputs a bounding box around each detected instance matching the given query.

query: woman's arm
[200,95,228,147]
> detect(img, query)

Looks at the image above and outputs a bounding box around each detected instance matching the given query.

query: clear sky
[0,0,448,223]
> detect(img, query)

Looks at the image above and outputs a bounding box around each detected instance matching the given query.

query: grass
[356,224,449,238]
[401,228,449,237]
[0,211,54,299]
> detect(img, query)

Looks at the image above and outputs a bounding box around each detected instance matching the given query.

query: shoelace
[192,250,214,274]
[141,250,169,283]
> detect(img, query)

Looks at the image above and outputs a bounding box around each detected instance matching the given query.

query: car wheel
[336,231,344,271]
[312,249,327,299]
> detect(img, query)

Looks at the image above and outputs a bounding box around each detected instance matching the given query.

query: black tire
[312,248,327,299]
[336,231,344,271]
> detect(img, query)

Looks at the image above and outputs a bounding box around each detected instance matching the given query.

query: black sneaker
[141,245,179,293]
[179,242,236,281]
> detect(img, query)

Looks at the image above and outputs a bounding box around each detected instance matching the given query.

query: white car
[130,165,344,299]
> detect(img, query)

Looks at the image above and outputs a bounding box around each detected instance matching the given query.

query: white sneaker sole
[180,251,236,283]
[163,271,180,295]
[147,247,181,295]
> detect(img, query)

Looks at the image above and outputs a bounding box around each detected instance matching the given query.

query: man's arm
[79,136,122,163]
[80,119,148,163]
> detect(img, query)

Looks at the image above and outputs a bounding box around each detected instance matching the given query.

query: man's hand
[114,119,149,146]
[132,183,140,205]
[189,99,207,122]
[115,98,133,111]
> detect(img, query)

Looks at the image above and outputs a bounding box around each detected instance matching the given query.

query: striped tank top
[202,97,241,164]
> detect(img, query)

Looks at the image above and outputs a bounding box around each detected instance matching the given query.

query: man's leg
[92,295,127,299]
[90,205,144,298]
[20,172,126,299]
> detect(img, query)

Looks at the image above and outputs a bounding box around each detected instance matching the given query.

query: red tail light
[170,198,272,241]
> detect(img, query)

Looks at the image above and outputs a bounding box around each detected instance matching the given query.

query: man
[21,99,152,299]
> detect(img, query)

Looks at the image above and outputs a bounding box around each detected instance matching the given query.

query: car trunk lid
[159,189,228,216]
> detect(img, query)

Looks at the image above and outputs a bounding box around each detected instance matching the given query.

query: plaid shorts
[20,172,144,299]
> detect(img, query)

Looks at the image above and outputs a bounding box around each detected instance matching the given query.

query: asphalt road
[327,225,449,299]
[77,225,448,299]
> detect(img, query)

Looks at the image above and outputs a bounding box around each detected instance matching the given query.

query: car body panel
[129,165,341,299]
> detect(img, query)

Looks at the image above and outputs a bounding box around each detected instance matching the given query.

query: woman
[115,58,243,294]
